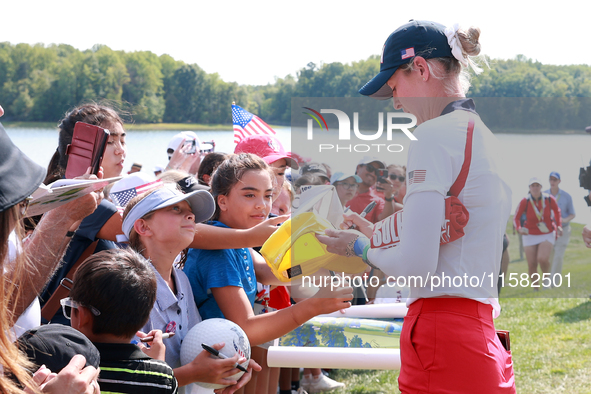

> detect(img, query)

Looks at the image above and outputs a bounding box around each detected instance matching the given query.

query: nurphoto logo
[303,107,417,153]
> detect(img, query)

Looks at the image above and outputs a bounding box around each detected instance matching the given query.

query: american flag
[408,170,426,185]
[232,104,276,144]
[401,47,415,60]
[110,179,163,207]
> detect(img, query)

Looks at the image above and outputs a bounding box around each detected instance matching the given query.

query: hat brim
[347,175,363,183]
[263,154,299,170]
[0,123,46,212]
[153,190,215,224]
[358,158,386,168]
[358,68,397,100]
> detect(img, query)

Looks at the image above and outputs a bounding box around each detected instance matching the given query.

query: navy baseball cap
[359,20,453,99]
[0,123,46,212]
[17,324,100,373]
[549,171,561,180]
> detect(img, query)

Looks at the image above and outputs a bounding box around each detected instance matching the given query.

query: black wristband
[385,196,394,202]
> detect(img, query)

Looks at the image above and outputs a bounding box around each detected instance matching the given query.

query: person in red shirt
[513,177,562,285]
[346,157,392,223]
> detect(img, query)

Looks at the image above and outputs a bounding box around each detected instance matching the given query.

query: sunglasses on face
[389,175,405,182]
[60,297,101,319]
[365,164,381,173]
[337,182,359,190]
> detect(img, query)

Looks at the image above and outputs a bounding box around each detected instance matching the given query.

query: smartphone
[65,122,110,178]
[183,139,197,155]
[496,330,510,351]
[201,140,215,153]
[377,168,388,183]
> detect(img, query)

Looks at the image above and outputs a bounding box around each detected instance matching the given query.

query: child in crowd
[121,186,260,393]
[183,154,353,394]
[197,152,228,186]
[181,137,294,257]
[67,248,177,394]
[271,181,294,217]
[234,135,298,200]
[233,136,298,394]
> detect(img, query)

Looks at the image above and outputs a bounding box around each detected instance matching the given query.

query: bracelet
[345,235,359,257]
[362,244,379,269]
[362,243,371,261]
[385,196,394,202]
[65,231,76,237]
[353,236,370,257]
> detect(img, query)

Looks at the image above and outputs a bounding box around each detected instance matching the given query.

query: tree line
[1,43,590,129]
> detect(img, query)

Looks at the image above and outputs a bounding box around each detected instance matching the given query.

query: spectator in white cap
[331,172,361,207]
[346,156,392,223]
[165,131,202,176]
[513,177,562,285]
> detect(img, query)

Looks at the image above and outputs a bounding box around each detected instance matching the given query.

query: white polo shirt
[368,99,512,316]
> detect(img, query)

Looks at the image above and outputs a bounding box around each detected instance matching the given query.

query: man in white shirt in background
[545,171,576,278]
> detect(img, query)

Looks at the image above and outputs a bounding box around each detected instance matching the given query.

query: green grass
[324,220,591,393]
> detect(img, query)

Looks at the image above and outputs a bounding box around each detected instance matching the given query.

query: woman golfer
[318,20,516,394]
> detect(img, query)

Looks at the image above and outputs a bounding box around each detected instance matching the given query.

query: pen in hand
[140,332,175,342]
[348,201,377,230]
[201,343,248,372]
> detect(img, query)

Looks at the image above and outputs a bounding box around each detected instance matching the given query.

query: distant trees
[0,42,590,129]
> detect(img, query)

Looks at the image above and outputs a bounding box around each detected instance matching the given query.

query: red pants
[399,298,515,394]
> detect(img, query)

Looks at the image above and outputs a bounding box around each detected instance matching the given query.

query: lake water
[5,125,591,225]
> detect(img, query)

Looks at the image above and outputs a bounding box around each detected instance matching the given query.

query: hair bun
[459,27,481,57]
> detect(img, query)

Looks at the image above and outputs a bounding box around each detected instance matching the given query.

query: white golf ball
[180,318,251,389]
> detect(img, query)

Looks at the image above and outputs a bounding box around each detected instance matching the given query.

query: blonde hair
[0,206,39,394]
[387,164,406,174]
[121,188,161,255]
[157,169,191,184]
[402,26,484,95]
[282,181,295,204]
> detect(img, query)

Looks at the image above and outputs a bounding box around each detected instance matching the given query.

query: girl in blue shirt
[184,153,352,347]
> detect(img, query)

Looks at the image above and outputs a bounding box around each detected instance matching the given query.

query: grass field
[325,221,591,394]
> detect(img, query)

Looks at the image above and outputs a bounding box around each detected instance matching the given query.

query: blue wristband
[353,236,370,258]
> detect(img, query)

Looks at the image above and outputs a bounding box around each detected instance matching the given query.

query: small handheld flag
[232,104,276,145]
[110,179,163,207]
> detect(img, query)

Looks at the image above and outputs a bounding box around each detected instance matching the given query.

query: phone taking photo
[377,168,388,183]
[200,140,215,153]
[183,139,197,155]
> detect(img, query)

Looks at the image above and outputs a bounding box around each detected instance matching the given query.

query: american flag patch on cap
[401,47,415,60]
[408,170,426,185]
